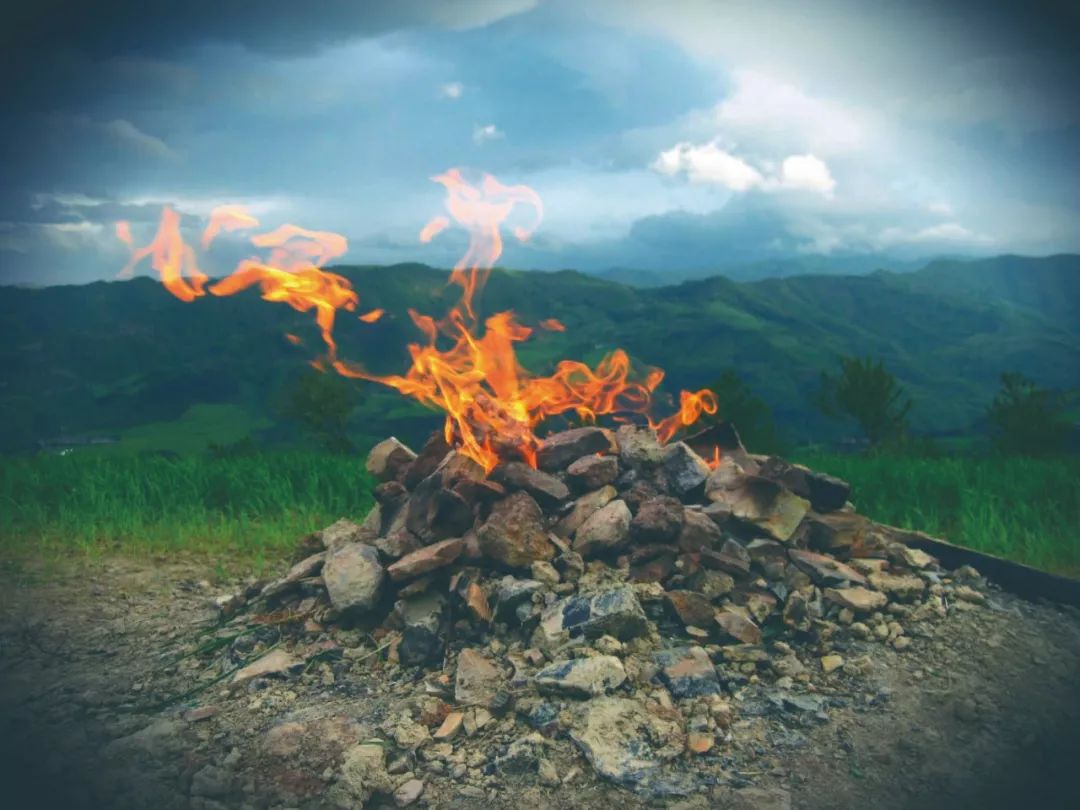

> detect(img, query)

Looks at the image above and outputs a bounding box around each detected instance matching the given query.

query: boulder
[320,517,372,550]
[553,485,618,538]
[757,457,851,513]
[539,586,648,642]
[615,424,665,467]
[536,427,615,471]
[573,499,632,557]
[387,537,465,581]
[630,495,685,544]
[676,509,723,552]
[566,454,619,490]
[652,646,723,698]
[323,542,384,611]
[661,442,711,496]
[365,437,417,482]
[534,656,627,697]
[477,491,555,568]
[491,461,570,507]
[707,470,810,542]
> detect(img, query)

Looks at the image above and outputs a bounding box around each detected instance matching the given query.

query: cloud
[473,123,505,144]
[440,81,464,99]
[652,141,836,197]
[927,201,955,217]
[51,115,178,161]
[879,222,993,248]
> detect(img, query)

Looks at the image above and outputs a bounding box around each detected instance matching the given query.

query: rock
[496,733,546,773]
[394,778,425,807]
[824,586,888,613]
[232,649,303,685]
[455,649,503,707]
[260,551,325,599]
[320,517,372,550]
[494,577,544,623]
[387,537,465,581]
[539,586,648,642]
[630,495,685,544]
[662,442,711,496]
[537,427,615,471]
[701,537,752,577]
[574,499,632,557]
[535,656,627,697]
[652,646,723,698]
[378,501,423,558]
[893,545,936,569]
[464,582,492,623]
[869,572,927,600]
[492,461,570,507]
[820,654,844,674]
[757,457,851,513]
[395,591,446,666]
[338,743,394,804]
[788,549,868,588]
[530,559,561,585]
[404,432,452,489]
[569,697,686,792]
[714,609,762,644]
[478,491,555,568]
[554,485,618,538]
[804,511,872,553]
[434,712,464,740]
[687,732,714,755]
[744,591,778,623]
[665,590,717,628]
[720,644,770,664]
[538,757,561,787]
[366,437,417,482]
[688,569,735,600]
[707,472,810,542]
[676,509,724,553]
[615,424,666,466]
[953,584,986,605]
[567,454,619,490]
[323,542,385,611]
[782,590,811,631]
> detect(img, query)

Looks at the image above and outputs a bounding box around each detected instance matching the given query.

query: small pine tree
[815,356,912,446]
[279,370,359,453]
[707,370,786,455]
[987,372,1070,456]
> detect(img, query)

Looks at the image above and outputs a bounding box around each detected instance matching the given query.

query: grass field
[796,452,1080,577]
[0,452,374,571]
[1,450,1077,578]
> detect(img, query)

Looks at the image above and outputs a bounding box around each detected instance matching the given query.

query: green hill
[0,255,1076,454]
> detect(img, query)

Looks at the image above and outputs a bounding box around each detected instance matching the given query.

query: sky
[2,0,1079,285]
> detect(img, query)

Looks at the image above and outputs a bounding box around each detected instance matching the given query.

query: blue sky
[2,0,1079,285]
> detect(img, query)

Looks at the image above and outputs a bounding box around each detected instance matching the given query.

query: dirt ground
[2,554,1080,810]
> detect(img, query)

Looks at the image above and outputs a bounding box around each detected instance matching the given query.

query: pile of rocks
[219,424,989,800]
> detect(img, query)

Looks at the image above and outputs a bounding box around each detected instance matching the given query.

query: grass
[795,452,1080,577]
[2,448,1077,580]
[0,451,374,569]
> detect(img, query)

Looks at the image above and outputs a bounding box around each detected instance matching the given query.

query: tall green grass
[0,452,374,566]
[795,453,1080,576]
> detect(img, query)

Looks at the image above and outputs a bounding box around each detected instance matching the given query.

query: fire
[117,169,719,471]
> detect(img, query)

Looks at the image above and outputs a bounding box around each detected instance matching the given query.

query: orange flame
[118,170,717,472]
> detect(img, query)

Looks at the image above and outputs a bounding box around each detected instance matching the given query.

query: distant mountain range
[0,254,1076,454]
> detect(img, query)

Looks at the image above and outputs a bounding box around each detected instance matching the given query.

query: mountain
[596,255,931,287]
[0,256,1076,454]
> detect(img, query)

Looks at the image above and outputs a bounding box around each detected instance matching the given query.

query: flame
[118,169,717,472]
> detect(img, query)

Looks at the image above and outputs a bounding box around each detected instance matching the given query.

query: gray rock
[573,499,632,557]
[337,743,394,805]
[536,427,615,471]
[393,778,425,807]
[478,491,554,568]
[539,586,648,642]
[554,485,617,538]
[534,656,627,697]
[701,537,752,577]
[492,461,570,507]
[615,424,665,466]
[662,442,711,496]
[320,517,371,550]
[652,646,723,698]
[455,648,504,707]
[494,577,545,623]
[260,551,325,599]
[323,542,384,611]
[566,454,619,490]
[788,549,868,587]
[394,591,447,666]
[707,469,810,542]
[366,437,417,482]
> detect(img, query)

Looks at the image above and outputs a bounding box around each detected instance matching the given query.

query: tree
[279,369,359,453]
[707,370,786,455]
[987,372,1070,456]
[815,356,912,446]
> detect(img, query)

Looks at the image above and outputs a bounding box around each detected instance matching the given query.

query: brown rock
[707,470,810,542]
[688,568,736,600]
[824,586,888,612]
[404,432,452,489]
[573,499,632,557]
[373,479,409,507]
[630,495,685,544]
[536,427,615,471]
[666,590,717,627]
[366,437,417,482]
[804,510,872,553]
[788,549,869,587]
[743,590,778,623]
[387,538,465,582]
[465,582,492,623]
[567,454,619,490]
[701,538,752,577]
[454,649,503,707]
[393,778,425,807]
[615,424,665,466]
[232,649,303,685]
[677,509,724,552]
[868,572,927,600]
[687,731,714,754]
[491,461,570,507]
[756,457,851,513]
[477,491,555,568]
[715,609,762,644]
[553,485,617,538]
[434,712,464,740]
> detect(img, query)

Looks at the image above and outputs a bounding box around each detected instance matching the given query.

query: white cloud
[440,81,464,99]
[927,201,954,217]
[652,141,764,190]
[777,154,836,195]
[85,117,178,160]
[473,123,504,144]
[877,221,993,249]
